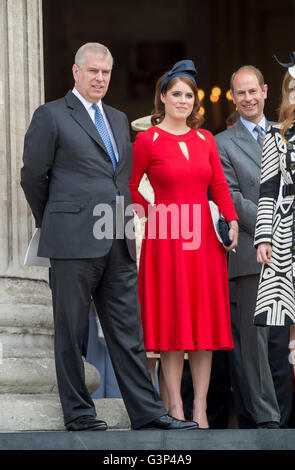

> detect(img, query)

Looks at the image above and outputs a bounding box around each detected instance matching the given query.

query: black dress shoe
[66,415,108,431]
[257,421,280,429]
[137,414,199,430]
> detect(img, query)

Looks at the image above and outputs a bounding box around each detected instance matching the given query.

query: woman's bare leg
[188,350,212,428]
[160,350,185,420]
[147,357,157,387]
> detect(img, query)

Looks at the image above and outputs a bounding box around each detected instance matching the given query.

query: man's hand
[257,242,272,264]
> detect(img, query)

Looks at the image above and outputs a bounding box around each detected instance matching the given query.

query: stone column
[0,0,101,431]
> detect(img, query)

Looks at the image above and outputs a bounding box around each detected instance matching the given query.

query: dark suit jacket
[21,90,136,261]
[214,118,273,279]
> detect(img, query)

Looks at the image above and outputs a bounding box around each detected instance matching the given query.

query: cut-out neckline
[152,128,207,161]
[179,141,189,161]
[152,131,189,161]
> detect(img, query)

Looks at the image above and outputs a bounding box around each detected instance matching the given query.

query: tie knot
[92,103,100,112]
[254,124,264,135]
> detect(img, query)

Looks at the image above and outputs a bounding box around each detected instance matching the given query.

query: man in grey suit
[215,65,292,428]
[20,42,198,432]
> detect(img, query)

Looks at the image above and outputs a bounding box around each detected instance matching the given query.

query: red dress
[130,126,238,352]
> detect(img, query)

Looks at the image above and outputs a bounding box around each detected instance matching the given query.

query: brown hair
[151,75,204,128]
[278,71,295,142]
[226,110,240,128]
[230,65,265,92]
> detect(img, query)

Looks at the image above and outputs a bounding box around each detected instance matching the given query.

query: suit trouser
[235,274,293,425]
[227,281,256,428]
[86,304,121,398]
[50,238,166,427]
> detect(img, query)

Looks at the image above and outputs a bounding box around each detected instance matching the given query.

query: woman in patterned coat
[254,57,295,344]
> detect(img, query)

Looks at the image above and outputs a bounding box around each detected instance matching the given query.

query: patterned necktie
[92,104,117,171]
[254,124,265,149]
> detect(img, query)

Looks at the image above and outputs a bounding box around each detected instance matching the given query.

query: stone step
[0,395,130,431]
[0,428,294,451]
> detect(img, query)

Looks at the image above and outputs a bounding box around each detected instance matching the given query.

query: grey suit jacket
[21,90,136,261]
[215,118,272,279]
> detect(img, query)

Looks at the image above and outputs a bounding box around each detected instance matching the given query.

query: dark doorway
[42,0,295,134]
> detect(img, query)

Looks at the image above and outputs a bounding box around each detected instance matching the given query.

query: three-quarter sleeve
[254,128,281,247]
[130,131,153,217]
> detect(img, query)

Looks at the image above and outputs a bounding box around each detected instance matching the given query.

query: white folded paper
[209,200,223,243]
[24,228,50,267]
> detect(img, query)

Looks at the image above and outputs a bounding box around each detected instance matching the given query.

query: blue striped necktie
[92,104,117,171]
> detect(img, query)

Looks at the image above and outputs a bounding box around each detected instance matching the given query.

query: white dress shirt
[240,115,266,142]
[72,87,119,162]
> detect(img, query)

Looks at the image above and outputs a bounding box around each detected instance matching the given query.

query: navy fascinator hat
[160,60,197,93]
[274,52,295,79]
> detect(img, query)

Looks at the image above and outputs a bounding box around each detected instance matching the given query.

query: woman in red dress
[130,60,238,428]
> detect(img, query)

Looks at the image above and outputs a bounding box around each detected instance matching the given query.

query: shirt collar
[240,115,266,134]
[72,87,104,114]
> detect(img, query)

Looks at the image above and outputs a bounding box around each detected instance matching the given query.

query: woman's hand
[257,242,272,264]
[224,220,238,252]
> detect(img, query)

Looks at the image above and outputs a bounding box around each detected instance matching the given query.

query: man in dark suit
[215,65,293,428]
[20,42,198,432]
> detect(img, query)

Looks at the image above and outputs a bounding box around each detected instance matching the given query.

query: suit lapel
[103,103,124,162]
[65,91,108,155]
[231,119,262,168]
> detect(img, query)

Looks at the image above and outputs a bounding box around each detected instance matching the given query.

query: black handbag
[218,217,231,246]
[209,201,232,246]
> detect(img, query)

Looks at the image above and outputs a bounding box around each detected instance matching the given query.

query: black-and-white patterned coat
[254,123,295,326]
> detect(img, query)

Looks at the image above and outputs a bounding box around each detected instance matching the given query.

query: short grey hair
[74,42,113,68]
